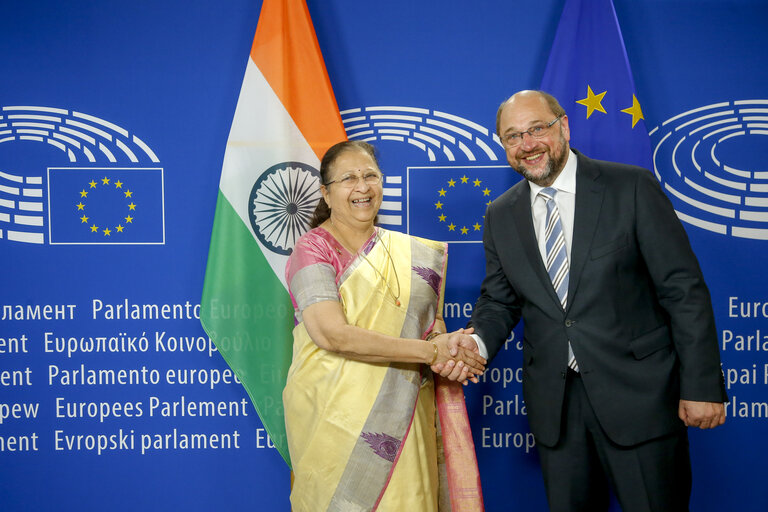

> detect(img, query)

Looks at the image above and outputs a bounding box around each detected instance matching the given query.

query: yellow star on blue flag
[621,94,645,128]
[576,85,607,118]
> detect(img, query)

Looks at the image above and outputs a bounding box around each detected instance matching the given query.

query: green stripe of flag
[201,191,293,465]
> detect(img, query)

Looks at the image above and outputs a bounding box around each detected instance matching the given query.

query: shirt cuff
[471,333,489,360]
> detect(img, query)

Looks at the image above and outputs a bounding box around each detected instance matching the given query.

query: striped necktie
[540,187,578,372]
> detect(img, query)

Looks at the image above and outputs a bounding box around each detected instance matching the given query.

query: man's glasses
[501,116,562,148]
[325,171,383,188]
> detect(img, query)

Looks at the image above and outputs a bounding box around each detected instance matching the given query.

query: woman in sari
[283,141,486,511]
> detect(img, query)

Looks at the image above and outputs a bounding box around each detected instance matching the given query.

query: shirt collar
[528,149,577,201]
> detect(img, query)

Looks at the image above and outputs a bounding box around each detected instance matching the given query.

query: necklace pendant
[395,299,401,307]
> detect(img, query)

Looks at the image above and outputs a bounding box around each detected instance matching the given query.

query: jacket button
[565,319,574,327]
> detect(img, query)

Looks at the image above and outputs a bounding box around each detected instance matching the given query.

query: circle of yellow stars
[575,85,644,128]
[76,176,136,236]
[435,174,492,235]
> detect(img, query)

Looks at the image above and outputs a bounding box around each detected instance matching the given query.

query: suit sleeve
[634,170,727,402]
[469,204,523,362]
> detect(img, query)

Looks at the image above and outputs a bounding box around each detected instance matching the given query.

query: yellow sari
[284,227,483,511]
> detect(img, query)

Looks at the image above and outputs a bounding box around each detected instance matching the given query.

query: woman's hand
[303,301,482,367]
[430,328,486,384]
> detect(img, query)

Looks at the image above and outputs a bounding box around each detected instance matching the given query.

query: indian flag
[200,0,346,467]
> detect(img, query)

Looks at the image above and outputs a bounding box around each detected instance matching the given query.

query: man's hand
[678,400,726,429]
[430,328,483,384]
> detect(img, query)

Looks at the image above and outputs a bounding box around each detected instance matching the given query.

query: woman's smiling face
[321,148,383,230]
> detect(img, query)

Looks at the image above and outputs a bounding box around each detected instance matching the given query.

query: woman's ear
[320,184,330,208]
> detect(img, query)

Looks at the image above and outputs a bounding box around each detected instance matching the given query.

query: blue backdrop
[1,1,767,510]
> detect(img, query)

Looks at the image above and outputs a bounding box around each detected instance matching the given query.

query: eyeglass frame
[324,170,384,188]
[500,116,563,148]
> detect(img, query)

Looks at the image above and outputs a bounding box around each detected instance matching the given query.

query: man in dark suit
[460,90,727,511]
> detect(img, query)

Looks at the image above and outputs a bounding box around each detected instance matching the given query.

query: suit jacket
[470,150,727,447]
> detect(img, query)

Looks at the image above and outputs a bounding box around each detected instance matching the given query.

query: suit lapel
[567,151,605,311]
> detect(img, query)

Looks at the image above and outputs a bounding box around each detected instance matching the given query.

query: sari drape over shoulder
[283,227,483,511]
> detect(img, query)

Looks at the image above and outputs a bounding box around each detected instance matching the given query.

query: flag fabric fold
[200,0,346,467]
[540,0,652,170]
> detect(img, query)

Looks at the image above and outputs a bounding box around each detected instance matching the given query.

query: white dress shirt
[529,149,577,264]
[472,150,578,359]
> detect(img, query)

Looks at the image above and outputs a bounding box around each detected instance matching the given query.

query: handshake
[428,328,486,385]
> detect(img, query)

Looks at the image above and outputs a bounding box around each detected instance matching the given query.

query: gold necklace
[370,230,402,307]
[329,219,401,307]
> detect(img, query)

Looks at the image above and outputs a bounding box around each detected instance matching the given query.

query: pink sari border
[436,376,485,511]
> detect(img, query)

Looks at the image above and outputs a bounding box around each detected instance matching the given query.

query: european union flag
[408,166,521,242]
[47,168,165,244]
[541,0,652,170]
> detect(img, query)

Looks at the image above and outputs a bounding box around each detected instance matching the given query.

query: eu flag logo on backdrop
[408,166,521,243]
[540,0,652,170]
[47,168,165,244]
